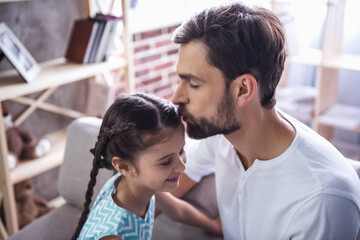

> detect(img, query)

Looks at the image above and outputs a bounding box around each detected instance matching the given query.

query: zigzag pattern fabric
[78,173,155,240]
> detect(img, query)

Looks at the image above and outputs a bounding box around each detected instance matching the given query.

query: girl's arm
[172,172,198,197]
[100,236,123,240]
[155,192,222,235]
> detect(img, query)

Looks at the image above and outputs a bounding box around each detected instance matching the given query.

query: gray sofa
[8,117,360,240]
[9,117,223,240]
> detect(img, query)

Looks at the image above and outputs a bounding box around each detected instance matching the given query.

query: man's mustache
[177,104,186,116]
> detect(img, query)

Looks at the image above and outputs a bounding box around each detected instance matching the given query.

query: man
[171,2,360,239]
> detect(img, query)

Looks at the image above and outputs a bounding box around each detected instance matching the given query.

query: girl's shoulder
[89,194,155,240]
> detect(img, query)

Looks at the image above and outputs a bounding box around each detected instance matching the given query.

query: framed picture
[0,22,40,83]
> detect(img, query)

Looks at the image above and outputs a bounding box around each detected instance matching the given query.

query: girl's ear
[112,157,136,176]
[231,74,257,107]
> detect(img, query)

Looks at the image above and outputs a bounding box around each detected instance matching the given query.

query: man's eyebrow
[178,73,206,83]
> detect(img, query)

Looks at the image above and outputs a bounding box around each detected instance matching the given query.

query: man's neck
[225,108,296,170]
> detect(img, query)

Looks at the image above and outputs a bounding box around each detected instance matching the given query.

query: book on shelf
[65,19,99,63]
[87,18,106,63]
[93,13,122,62]
[93,18,113,62]
[65,14,122,64]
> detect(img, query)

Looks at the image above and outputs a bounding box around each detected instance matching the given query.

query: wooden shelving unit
[324,53,360,72]
[318,103,360,132]
[275,0,360,144]
[0,0,134,237]
[312,0,360,140]
[286,47,322,67]
[0,0,28,2]
[0,57,127,102]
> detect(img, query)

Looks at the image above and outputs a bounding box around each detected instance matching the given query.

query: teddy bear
[14,179,54,229]
[1,102,51,169]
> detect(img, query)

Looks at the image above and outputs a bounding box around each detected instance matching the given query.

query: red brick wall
[132,24,181,100]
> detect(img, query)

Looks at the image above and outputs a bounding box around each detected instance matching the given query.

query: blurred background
[0,0,359,234]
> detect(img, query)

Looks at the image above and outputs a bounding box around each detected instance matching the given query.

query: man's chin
[186,123,239,139]
[186,125,214,140]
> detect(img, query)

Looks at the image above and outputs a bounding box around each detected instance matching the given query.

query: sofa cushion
[9,204,81,240]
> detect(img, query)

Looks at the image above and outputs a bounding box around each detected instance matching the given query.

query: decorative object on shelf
[0,22,40,83]
[2,102,51,169]
[65,14,121,64]
[14,179,54,229]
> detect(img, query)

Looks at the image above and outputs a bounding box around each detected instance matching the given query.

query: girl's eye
[161,158,172,166]
[179,148,185,156]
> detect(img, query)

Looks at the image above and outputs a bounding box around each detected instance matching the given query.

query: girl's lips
[166,176,180,183]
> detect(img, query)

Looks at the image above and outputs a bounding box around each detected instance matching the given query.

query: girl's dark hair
[172,2,286,108]
[71,92,181,239]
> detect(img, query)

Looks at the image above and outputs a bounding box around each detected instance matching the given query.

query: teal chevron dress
[78,173,155,240]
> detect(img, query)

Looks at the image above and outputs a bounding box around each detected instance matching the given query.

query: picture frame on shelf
[0,22,40,83]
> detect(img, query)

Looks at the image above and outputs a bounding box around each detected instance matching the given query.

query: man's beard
[178,92,240,139]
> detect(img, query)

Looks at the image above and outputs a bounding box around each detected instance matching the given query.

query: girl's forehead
[140,125,185,158]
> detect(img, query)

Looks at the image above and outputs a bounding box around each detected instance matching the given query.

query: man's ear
[231,74,257,107]
[112,157,136,177]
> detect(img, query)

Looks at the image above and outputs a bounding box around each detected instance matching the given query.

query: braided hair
[71,93,181,239]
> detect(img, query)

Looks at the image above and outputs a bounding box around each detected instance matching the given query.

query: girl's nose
[174,154,186,173]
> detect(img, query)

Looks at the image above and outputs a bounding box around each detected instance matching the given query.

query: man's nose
[172,80,189,105]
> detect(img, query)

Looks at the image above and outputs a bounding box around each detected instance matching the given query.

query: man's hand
[207,216,223,236]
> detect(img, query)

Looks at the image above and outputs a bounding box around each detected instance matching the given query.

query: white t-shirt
[184,112,360,240]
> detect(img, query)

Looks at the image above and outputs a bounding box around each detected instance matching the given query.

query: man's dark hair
[172,2,286,108]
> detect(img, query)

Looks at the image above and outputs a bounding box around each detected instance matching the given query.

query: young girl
[72,93,222,240]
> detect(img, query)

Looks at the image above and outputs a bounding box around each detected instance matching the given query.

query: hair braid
[71,138,106,240]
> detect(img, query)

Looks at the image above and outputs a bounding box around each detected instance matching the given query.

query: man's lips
[181,115,188,122]
[166,176,180,183]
